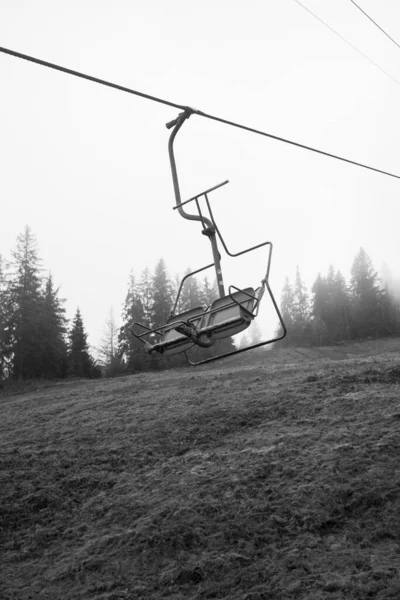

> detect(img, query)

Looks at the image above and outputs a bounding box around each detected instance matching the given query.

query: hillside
[1,338,400,599]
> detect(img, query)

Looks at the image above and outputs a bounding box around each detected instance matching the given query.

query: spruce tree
[200,276,218,308]
[138,267,153,327]
[312,273,328,320]
[293,266,310,328]
[238,332,251,350]
[118,272,147,371]
[311,273,329,343]
[324,265,337,340]
[282,276,295,325]
[172,273,183,313]
[311,268,351,344]
[277,276,295,344]
[180,268,203,311]
[331,270,351,341]
[373,262,400,336]
[277,269,311,346]
[248,319,263,345]
[98,307,123,376]
[350,248,383,338]
[68,308,99,377]
[0,254,11,379]
[151,259,173,329]
[310,273,327,345]
[379,293,400,336]
[292,267,311,345]
[40,275,68,378]
[8,226,44,379]
[380,261,393,293]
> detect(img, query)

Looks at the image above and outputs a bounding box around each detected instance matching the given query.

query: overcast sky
[1,0,400,348]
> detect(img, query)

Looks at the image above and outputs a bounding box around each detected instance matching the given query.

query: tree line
[278,248,400,347]
[0,226,235,381]
[0,227,101,381]
[1,228,399,381]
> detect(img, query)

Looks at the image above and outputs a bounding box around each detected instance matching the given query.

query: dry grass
[1,339,400,599]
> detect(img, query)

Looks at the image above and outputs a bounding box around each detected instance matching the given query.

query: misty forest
[0,225,399,382]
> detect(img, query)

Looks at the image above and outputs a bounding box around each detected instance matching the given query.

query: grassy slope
[1,339,400,600]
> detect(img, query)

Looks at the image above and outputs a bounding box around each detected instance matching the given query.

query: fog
[1,0,400,347]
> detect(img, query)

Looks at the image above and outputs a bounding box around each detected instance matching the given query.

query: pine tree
[68,308,100,378]
[7,226,44,379]
[40,275,68,378]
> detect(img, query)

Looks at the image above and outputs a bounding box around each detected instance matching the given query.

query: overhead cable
[350,0,400,51]
[1,45,400,181]
[294,0,400,86]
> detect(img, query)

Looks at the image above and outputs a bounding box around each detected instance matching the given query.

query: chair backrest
[210,288,255,318]
[166,306,205,329]
[162,306,205,344]
[154,307,205,356]
[205,288,255,339]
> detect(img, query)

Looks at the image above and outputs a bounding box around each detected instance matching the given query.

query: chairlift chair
[131,109,286,365]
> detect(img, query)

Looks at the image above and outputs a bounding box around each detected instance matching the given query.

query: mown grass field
[1,338,400,599]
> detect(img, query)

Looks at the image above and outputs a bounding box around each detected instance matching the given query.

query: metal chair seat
[150,306,205,355]
[198,287,256,340]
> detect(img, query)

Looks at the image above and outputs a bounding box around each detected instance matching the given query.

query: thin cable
[350,0,400,51]
[0,46,184,111]
[1,45,400,181]
[194,108,400,179]
[294,0,400,86]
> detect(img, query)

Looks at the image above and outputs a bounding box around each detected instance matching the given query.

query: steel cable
[1,45,399,180]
